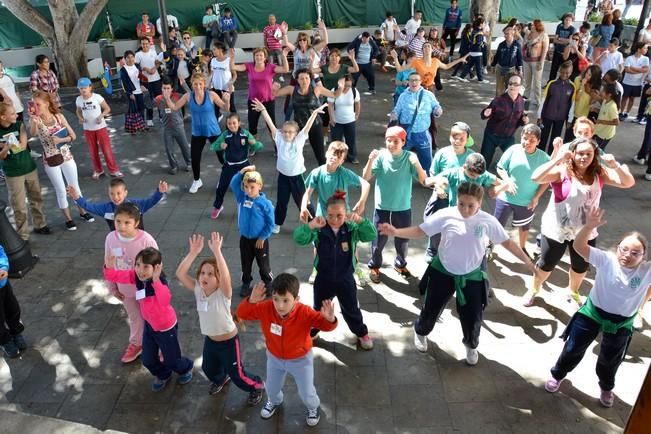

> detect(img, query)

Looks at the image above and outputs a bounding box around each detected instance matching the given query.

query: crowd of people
[0,2,650,428]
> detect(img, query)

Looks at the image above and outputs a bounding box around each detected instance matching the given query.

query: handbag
[125,99,146,133]
[45,152,64,167]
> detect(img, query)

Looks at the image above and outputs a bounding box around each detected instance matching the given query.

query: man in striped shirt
[263,15,284,66]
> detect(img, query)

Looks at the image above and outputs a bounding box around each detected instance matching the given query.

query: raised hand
[300,206,313,223]
[585,207,606,229]
[188,234,205,256]
[320,299,335,322]
[251,98,266,112]
[348,49,356,59]
[208,232,223,255]
[309,216,327,229]
[152,263,163,281]
[347,213,362,223]
[601,153,620,169]
[249,281,267,303]
[314,102,328,114]
[368,149,381,161]
[158,180,168,193]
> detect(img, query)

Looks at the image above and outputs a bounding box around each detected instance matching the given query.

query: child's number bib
[270,323,282,336]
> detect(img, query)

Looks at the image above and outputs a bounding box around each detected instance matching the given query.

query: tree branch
[2,0,54,41]
[74,0,109,46]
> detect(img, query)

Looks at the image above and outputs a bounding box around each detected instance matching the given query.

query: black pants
[353,62,375,91]
[143,79,162,121]
[331,121,357,161]
[240,236,272,285]
[213,89,237,121]
[460,56,483,80]
[247,100,275,136]
[368,209,411,269]
[0,282,24,345]
[551,312,632,391]
[214,161,249,209]
[306,122,326,165]
[425,198,449,257]
[314,275,368,337]
[548,51,564,83]
[442,28,459,57]
[142,322,193,380]
[539,118,566,154]
[637,115,651,174]
[190,135,220,181]
[636,83,650,121]
[275,172,312,226]
[415,266,487,349]
[202,335,263,392]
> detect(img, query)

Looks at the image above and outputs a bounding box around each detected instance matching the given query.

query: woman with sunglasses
[180,32,198,60]
[544,207,650,409]
[562,33,587,81]
[524,137,634,307]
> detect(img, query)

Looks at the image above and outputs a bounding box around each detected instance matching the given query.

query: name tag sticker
[104,212,115,220]
[197,300,209,312]
[243,200,253,208]
[270,323,282,336]
[135,289,146,300]
[164,108,172,114]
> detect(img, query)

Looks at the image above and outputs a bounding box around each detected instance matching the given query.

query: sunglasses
[508,82,521,86]
[183,37,191,40]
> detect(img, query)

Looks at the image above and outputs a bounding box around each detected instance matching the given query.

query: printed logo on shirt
[341,241,349,252]
[474,225,484,239]
[241,138,246,146]
[630,276,642,290]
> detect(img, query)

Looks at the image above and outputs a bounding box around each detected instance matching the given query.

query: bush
[587,13,602,23]
[183,25,200,37]
[623,18,639,26]
[333,17,348,29]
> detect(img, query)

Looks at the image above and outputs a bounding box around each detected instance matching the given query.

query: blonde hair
[190,73,207,85]
[32,90,60,115]
[327,140,349,158]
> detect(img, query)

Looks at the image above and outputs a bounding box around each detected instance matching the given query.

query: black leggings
[537,235,596,274]
[190,135,220,181]
[306,122,326,165]
[247,99,275,136]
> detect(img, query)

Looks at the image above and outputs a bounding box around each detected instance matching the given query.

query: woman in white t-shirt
[327,74,361,163]
[620,42,650,119]
[379,182,536,365]
[545,207,651,408]
[0,61,24,121]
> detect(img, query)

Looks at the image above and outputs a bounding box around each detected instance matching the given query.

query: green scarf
[429,256,487,306]
[577,297,636,334]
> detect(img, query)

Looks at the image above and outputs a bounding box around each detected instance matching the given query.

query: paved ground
[0,65,650,434]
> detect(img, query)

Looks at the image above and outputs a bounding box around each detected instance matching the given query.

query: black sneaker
[168,166,179,175]
[1,340,20,358]
[80,213,95,222]
[260,400,281,419]
[247,388,264,406]
[208,376,231,395]
[13,334,27,351]
[306,407,321,427]
[65,220,77,231]
[34,225,51,235]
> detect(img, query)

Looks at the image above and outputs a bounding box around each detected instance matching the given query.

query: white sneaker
[453,75,468,83]
[640,118,647,125]
[465,346,479,365]
[189,179,203,194]
[272,224,281,234]
[477,79,491,84]
[645,173,651,181]
[414,329,428,353]
[632,156,646,165]
[146,120,154,127]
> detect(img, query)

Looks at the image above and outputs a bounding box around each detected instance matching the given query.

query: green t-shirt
[431,146,473,175]
[307,165,362,216]
[320,65,348,92]
[497,145,550,206]
[0,121,36,177]
[441,167,497,206]
[372,149,417,211]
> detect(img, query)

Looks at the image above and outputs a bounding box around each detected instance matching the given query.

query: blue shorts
[494,198,535,230]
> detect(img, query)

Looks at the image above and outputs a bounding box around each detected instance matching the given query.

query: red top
[237,298,337,360]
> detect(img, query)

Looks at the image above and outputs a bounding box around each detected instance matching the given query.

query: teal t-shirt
[431,146,474,175]
[372,149,418,211]
[203,14,218,26]
[307,165,361,216]
[441,167,497,206]
[497,145,550,206]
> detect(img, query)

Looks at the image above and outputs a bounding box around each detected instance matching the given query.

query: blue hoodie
[230,172,275,240]
[74,189,164,231]
[0,245,9,288]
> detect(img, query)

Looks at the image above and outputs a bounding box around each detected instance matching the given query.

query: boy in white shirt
[404,10,423,36]
[595,38,624,78]
[380,11,399,43]
[135,37,164,127]
[620,42,650,120]
[75,77,123,179]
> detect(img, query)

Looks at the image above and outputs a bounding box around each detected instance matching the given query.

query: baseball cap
[385,126,407,141]
[77,77,92,88]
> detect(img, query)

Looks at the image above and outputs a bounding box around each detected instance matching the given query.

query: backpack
[469,29,485,52]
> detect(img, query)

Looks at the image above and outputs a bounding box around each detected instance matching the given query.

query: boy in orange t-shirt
[236,273,337,427]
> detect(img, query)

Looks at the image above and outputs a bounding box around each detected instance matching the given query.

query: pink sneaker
[121,343,142,363]
[600,389,614,407]
[544,377,563,393]
[210,206,223,219]
[358,334,374,350]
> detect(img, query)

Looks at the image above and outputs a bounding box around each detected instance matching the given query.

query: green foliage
[332,17,348,29]
[184,25,200,37]
[301,22,313,30]
[500,16,516,24]
[247,26,260,33]
[97,29,113,42]
[587,13,602,23]
[623,18,639,26]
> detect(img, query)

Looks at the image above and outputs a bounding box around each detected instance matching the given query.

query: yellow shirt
[573,77,591,118]
[594,100,618,140]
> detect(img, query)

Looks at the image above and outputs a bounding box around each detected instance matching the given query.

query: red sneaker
[121,344,142,364]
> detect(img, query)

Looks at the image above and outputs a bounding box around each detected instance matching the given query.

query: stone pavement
[0,66,650,434]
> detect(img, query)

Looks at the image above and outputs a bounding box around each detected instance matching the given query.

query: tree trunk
[3,0,108,86]
[471,0,501,37]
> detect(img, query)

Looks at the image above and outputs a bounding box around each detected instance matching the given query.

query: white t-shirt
[623,54,650,86]
[210,57,232,91]
[419,208,509,275]
[177,60,190,81]
[588,247,651,317]
[123,64,142,94]
[381,18,398,41]
[75,93,107,131]
[599,51,624,76]
[0,75,23,112]
[193,281,236,337]
[156,15,179,35]
[275,130,307,177]
[405,18,421,36]
[135,49,161,82]
[327,87,359,124]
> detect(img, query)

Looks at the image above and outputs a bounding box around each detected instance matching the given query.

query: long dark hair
[568,138,602,185]
[582,64,602,91]
[601,82,621,109]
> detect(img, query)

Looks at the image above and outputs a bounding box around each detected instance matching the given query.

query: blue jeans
[550,312,632,391]
[480,128,516,169]
[265,350,320,410]
[405,130,432,175]
[142,322,193,380]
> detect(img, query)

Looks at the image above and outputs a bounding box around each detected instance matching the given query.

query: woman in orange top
[412,43,467,91]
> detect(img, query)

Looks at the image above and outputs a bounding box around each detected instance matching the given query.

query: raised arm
[362,149,380,181]
[312,20,329,52]
[164,91,189,111]
[573,207,606,260]
[600,154,636,189]
[251,98,278,137]
[531,149,569,184]
[301,103,328,134]
[208,232,232,299]
[347,49,360,73]
[438,53,469,70]
[229,48,247,72]
[274,48,290,74]
[209,89,230,110]
[175,234,204,290]
[273,84,295,98]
